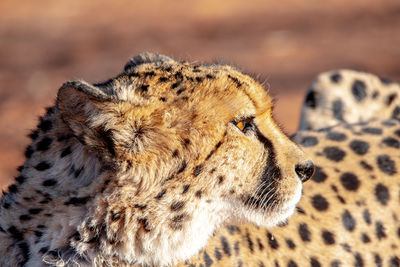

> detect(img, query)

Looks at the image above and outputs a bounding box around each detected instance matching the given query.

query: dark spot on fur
[8,184,18,193]
[311,194,329,211]
[182,184,190,194]
[342,210,356,231]
[74,166,84,178]
[362,127,382,135]
[392,106,400,119]
[349,140,369,155]
[195,77,204,82]
[326,131,347,141]
[352,80,367,102]
[18,242,30,266]
[354,252,364,267]
[363,209,371,224]
[159,77,168,82]
[15,175,26,184]
[341,243,351,252]
[171,201,185,211]
[390,256,400,267]
[38,119,53,132]
[386,93,397,106]
[19,214,32,221]
[361,233,370,243]
[299,136,318,147]
[60,146,72,158]
[288,260,298,267]
[340,172,360,191]
[267,232,279,249]
[159,97,167,102]
[311,258,321,267]
[214,247,222,261]
[172,150,179,157]
[138,217,151,232]
[177,161,187,174]
[322,230,335,245]
[193,165,203,177]
[298,223,311,242]
[171,81,181,89]
[330,73,342,83]
[195,190,202,198]
[8,226,24,240]
[360,160,373,171]
[177,88,186,95]
[29,208,42,215]
[311,166,327,183]
[375,221,387,240]
[332,100,344,121]
[375,183,390,205]
[35,161,51,171]
[64,196,90,206]
[221,236,231,256]
[286,238,296,249]
[134,204,147,210]
[228,74,243,87]
[111,211,122,221]
[297,206,306,214]
[245,232,254,252]
[36,137,53,152]
[377,155,397,175]
[380,76,392,84]
[28,129,39,140]
[25,146,34,158]
[42,179,57,187]
[382,137,400,148]
[204,251,213,267]
[323,146,346,162]
[305,90,317,109]
[155,189,167,200]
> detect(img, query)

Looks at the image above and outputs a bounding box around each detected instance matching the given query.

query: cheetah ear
[56,81,114,142]
[124,52,175,72]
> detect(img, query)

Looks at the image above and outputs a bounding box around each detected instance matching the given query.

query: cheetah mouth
[241,179,302,225]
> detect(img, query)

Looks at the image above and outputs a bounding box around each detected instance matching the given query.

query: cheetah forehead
[87,52,271,114]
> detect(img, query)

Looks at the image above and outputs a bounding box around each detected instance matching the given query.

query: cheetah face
[56,53,314,265]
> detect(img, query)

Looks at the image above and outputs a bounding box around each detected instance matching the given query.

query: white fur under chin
[132,180,303,266]
[132,200,231,267]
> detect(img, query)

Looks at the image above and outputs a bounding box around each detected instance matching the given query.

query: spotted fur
[179,70,400,267]
[299,69,400,130]
[0,53,313,266]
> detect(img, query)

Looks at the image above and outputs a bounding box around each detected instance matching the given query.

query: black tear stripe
[245,127,282,209]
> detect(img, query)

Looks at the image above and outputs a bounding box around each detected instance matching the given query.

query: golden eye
[235,120,256,132]
[237,121,245,131]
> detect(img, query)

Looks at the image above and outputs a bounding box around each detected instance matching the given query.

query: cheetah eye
[235,119,256,133]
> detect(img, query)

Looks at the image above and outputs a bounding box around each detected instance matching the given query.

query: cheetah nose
[295,160,315,183]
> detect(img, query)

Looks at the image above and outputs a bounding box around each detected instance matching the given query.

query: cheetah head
[54,53,314,266]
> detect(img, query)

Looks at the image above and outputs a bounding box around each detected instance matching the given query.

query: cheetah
[179,70,400,267]
[0,53,314,266]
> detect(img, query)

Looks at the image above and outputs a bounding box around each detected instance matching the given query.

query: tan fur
[0,53,312,266]
[299,69,400,130]
[179,70,400,266]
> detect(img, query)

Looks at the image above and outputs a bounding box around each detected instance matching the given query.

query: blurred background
[0,0,399,189]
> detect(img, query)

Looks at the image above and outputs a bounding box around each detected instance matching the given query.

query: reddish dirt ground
[0,0,400,189]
